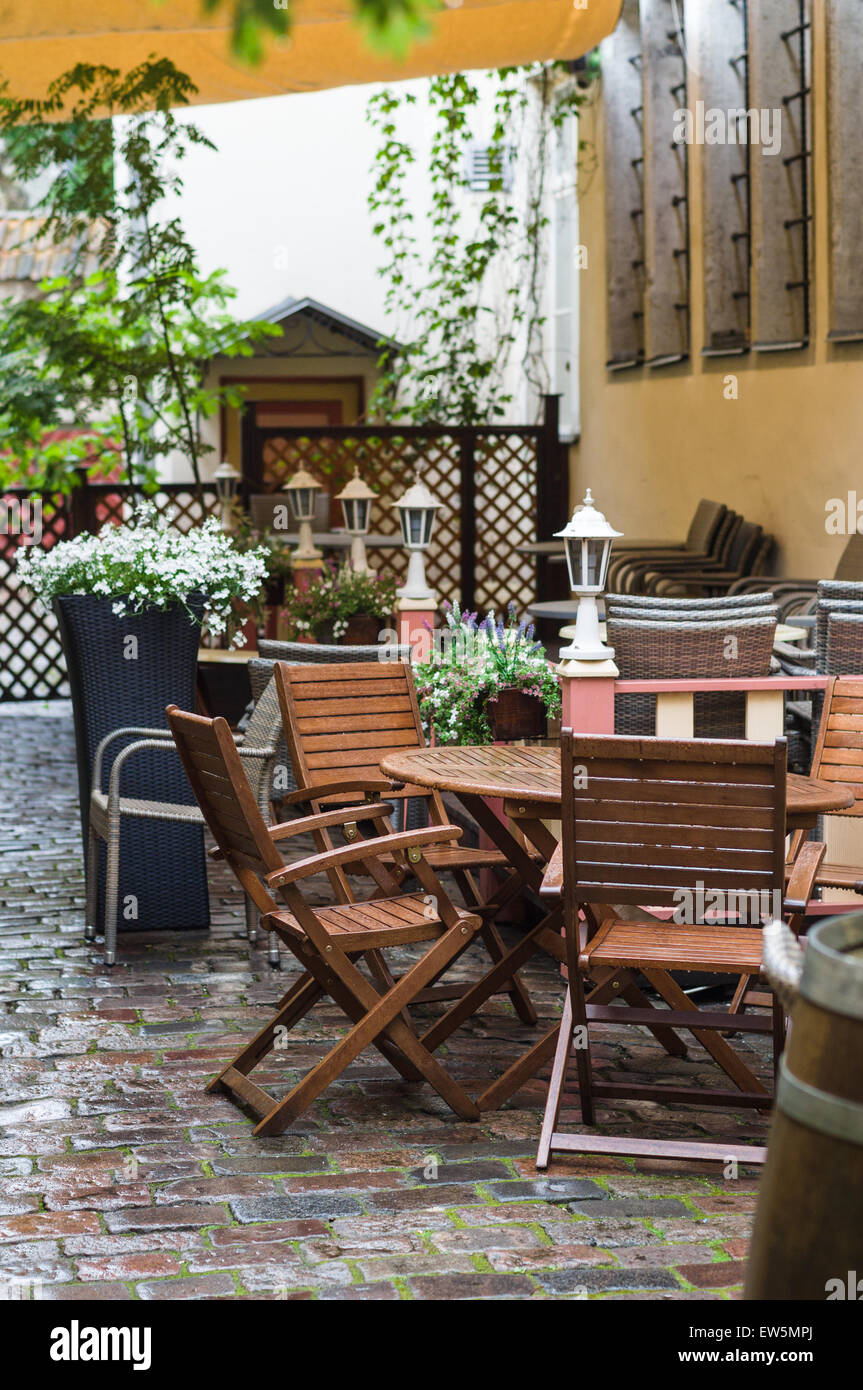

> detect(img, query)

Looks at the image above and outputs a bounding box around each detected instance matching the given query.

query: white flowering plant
[16,502,269,644]
[415,600,561,745]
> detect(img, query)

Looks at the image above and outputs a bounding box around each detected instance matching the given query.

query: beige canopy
[0,0,622,107]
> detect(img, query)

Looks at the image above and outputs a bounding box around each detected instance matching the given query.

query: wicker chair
[607,591,774,612]
[86,676,284,966]
[609,613,777,738]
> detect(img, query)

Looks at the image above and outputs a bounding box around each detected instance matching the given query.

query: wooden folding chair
[536,730,826,1169]
[272,659,536,1022]
[786,675,863,895]
[166,704,484,1136]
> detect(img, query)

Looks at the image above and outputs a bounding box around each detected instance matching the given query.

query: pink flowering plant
[416,600,560,745]
[281,562,397,640]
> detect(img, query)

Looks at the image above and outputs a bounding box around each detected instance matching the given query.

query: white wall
[168,82,424,330]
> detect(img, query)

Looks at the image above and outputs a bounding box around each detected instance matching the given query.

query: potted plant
[17,503,268,935]
[415,601,561,745]
[281,563,397,645]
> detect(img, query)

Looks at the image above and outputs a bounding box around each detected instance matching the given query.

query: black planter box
[54,594,210,933]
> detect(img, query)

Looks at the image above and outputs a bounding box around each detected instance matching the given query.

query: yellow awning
[0,0,622,107]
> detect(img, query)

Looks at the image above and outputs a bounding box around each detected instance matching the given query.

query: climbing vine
[367,63,587,425]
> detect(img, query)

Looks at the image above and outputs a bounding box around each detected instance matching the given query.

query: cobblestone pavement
[0,704,769,1301]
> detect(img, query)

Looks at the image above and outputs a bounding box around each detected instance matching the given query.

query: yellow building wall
[573,6,863,578]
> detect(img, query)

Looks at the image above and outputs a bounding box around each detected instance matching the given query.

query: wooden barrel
[745,914,863,1300]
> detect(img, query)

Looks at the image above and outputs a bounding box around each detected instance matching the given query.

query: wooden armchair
[535,730,825,1169]
[166,704,484,1136]
[272,658,536,1022]
[786,675,863,898]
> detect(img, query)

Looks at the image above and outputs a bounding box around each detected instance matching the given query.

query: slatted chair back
[167,705,286,916]
[274,659,441,813]
[560,731,787,917]
[809,676,863,818]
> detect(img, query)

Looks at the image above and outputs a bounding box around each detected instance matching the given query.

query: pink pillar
[559,667,617,733]
[395,603,436,662]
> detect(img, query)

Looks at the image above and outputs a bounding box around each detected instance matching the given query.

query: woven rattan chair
[86,676,283,965]
[607,592,774,612]
[609,613,777,739]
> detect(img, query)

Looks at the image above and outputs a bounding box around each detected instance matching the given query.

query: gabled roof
[253,295,396,355]
[0,214,102,286]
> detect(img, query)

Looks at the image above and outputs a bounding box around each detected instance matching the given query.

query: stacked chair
[606,594,778,739]
[608,505,774,598]
[730,530,863,611]
[778,581,863,770]
[605,499,728,591]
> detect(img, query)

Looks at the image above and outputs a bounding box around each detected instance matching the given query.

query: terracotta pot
[485,687,548,742]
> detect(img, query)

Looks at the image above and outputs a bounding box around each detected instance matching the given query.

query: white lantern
[391,470,443,602]
[213,460,240,531]
[555,487,622,660]
[336,465,376,573]
[283,465,323,560]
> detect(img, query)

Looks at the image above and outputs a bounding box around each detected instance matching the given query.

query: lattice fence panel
[0,495,72,701]
[474,434,540,615]
[0,485,219,702]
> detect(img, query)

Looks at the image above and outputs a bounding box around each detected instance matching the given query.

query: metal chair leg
[244,895,258,944]
[268,929,281,967]
[85,827,98,942]
[104,815,120,966]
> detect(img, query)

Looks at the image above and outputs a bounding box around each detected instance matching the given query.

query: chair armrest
[784,840,827,914]
[282,778,402,805]
[92,726,171,788]
[540,843,564,897]
[102,738,183,811]
[267,825,463,888]
[267,802,395,841]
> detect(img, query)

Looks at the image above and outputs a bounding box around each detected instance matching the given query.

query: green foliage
[0,59,278,497]
[367,65,586,425]
[281,563,398,641]
[203,0,440,64]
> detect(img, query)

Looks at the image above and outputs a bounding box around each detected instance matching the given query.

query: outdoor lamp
[391,469,443,602]
[213,460,240,530]
[283,464,323,560]
[555,487,622,660]
[336,465,376,573]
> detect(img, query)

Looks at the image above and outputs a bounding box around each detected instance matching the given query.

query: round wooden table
[380,744,854,829]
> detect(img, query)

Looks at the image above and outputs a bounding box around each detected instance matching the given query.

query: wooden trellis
[241,395,568,618]
[0,484,219,702]
[2,400,567,702]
